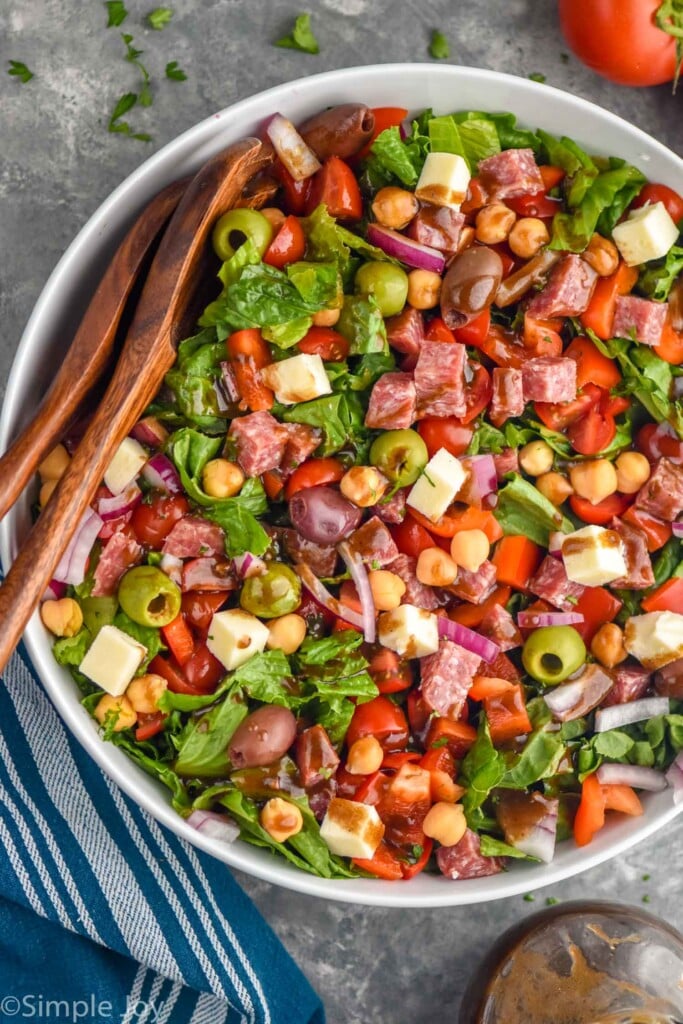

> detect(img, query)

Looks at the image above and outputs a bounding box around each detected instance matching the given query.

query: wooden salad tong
[0,136,272,673]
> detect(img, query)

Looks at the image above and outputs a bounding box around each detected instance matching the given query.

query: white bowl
[2,64,682,907]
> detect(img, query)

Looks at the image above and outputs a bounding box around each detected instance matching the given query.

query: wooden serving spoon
[0,177,187,521]
[0,136,271,674]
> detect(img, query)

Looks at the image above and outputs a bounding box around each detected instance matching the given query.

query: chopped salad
[40,102,683,882]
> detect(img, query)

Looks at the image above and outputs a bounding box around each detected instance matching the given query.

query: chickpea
[569,459,618,506]
[40,597,83,637]
[416,547,459,587]
[202,458,244,499]
[94,694,137,732]
[455,225,475,254]
[615,451,651,494]
[368,569,406,611]
[260,797,304,843]
[346,735,384,775]
[38,444,70,482]
[407,269,442,310]
[475,203,516,245]
[312,307,341,327]
[260,207,286,231]
[340,466,388,508]
[536,471,573,506]
[371,187,419,230]
[126,673,167,714]
[266,613,307,655]
[449,530,490,573]
[423,801,467,848]
[39,478,58,508]
[583,233,619,277]
[519,439,554,477]
[591,622,627,669]
[508,217,550,259]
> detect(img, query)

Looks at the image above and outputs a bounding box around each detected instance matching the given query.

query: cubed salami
[407,206,465,253]
[162,516,225,559]
[181,556,236,592]
[420,639,481,719]
[92,530,142,597]
[490,367,524,426]
[493,447,519,480]
[655,658,683,700]
[370,487,407,525]
[282,529,338,578]
[414,340,467,418]
[436,828,505,880]
[635,457,683,522]
[477,148,544,200]
[229,411,289,477]
[386,307,425,357]
[612,295,668,347]
[348,516,399,567]
[602,662,652,707]
[522,356,577,404]
[526,254,598,319]
[390,554,442,611]
[281,423,322,475]
[365,372,417,430]
[529,556,585,611]
[479,602,522,652]
[611,517,654,590]
[451,560,498,604]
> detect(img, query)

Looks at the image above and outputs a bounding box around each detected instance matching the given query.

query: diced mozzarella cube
[79,624,147,696]
[378,603,440,659]
[415,152,471,210]
[104,437,148,495]
[612,202,679,267]
[320,798,385,859]
[624,611,683,670]
[260,353,331,405]
[561,524,627,587]
[206,609,269,671]
[406,447,466,523]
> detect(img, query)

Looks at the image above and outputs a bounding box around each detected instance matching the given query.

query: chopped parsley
[523,893,535,902]
[429,29,450,60]
[642,894,651,903]
[108,91,151,142]
[146,7,173,30]
[7,60,34,83]
[275,13,320,54]
[528,71,546,83]
[122,32,152,107]
[546,896,559,906]
[165,60,187,81]
[105,0,128,27]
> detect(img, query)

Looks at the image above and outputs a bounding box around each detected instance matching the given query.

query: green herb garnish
[105,0,128,27]
[147,6,173,29]
[165,60,186,81]
[8,60,33,83]
[429,30,450,60]
[275,13,319,54]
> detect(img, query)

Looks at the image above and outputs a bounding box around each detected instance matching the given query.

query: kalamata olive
[228,705,298,769]
[289,485,362,545]
[668,276,683,332]
[440,245,503,328]
[298,104,375,160]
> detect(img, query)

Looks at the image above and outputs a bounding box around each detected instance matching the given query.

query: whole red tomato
[559,0,678,86]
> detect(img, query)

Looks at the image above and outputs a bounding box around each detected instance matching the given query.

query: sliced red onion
[97,482,142,522]
[219,361,240,404]
[53,507,104,586]
[142,453,182,495]
[160,554,183,587]
[468,454,498,500]
[295,563,364,630]
[43,579,67,602]
[130,416,168,449]
[673,520,683,539]
[187,809,240,844]
[266,113,321,181]
[594,696,671,733]
[233,552,267,579]
[366,223,446,273]
[338,541,376,644]
[437,617,500,664]
[518,610,584,629]
[514,804,559,864]
[666,751,683,804]
[596,763,668,791]
[544,664,613,722]
[548,532,564,559]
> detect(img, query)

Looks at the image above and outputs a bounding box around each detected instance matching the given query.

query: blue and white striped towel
[0,643,325,1024]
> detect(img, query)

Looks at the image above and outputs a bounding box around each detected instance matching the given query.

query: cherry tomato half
[306,156,363,220]
[417,417,474,458]
[631,183,683,224]
[131,495,190,548]
[461,363,492,424]
[283,458,345,501]
[181,591,228,634]
[569,492,632,526]
[297,326,350,362]
[263,215,306,268]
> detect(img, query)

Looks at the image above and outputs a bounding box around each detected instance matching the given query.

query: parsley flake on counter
[8,60,34,83]
[429,29,450,60]
[105,0,128,27]
[147,7,173,30]
[275,13,320,54]
[523,893,535,902]
[546,897,559,906]
[122,32,152,106]
[165,60,186,81]
[108,91,151,141]
[529,71,546,83]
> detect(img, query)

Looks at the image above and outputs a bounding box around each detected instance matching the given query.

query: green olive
[117,566,182,628]
[355,261,409,317]
[80,595,118,638]
[370,429,428,486]
[240,562,302,619]
[522,626,587,686]
[212,208,274,262]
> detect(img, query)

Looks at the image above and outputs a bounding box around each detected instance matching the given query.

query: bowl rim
[2,62,682,908]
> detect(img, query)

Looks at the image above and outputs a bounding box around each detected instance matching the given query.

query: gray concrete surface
[2,1,683,1021]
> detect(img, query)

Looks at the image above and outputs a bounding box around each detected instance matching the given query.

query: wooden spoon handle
[0,137,269,675]
[0,177,187,522]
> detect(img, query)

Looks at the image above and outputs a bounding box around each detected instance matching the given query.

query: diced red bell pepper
[641,577,683,615]
[573,586,623,644]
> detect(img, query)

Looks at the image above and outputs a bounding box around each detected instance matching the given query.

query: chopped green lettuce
[494,473,573,546]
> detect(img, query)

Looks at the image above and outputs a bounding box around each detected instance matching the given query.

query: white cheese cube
[206,609,269,671]
[624,611,683,670]
[415,152,471,209]
[260,353,331,405]
[561,525,628,587]
[406,447,466,523]
[320,798,384,859]
[612,202,679,267]
[378,603,440,659]
[79,624,147,696]
[104,437,148,495]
